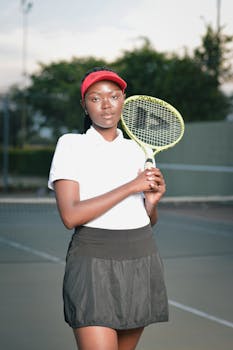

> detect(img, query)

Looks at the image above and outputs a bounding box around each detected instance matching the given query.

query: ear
[80,99,88,115]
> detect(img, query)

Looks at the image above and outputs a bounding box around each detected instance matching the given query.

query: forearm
[144,200,158,226]
[143,167,166,225]
[55,168,160,229]
[55,180,137,229]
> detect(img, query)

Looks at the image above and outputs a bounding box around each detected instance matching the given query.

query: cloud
[1,0,233,92]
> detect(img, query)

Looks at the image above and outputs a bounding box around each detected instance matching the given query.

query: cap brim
[81,70,127,100]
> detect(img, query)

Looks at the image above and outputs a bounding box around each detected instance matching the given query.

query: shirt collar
[85,126,123,145]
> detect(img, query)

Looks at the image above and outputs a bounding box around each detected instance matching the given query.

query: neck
[93,126,118,141]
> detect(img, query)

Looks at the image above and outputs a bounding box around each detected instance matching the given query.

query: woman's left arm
[143,168,166,225]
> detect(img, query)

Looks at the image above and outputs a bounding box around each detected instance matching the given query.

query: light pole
[20,0,33,146]
[217,0,221,32]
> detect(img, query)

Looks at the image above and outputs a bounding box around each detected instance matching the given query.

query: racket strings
[123,100,182,147]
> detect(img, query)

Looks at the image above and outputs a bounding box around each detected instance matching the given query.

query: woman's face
[83,80,125,131]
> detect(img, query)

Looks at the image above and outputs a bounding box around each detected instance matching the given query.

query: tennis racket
[121,95,185,169]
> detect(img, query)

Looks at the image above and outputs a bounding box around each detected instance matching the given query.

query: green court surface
[0,200,232,350]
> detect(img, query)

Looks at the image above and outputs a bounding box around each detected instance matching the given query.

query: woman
[48,67,168,350]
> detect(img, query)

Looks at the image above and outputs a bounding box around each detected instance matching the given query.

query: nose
[101,97,111,109]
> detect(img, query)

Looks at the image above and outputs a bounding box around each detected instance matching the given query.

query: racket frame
[121,95,185,165]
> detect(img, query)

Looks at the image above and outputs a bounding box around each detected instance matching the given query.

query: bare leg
[73,326,118,350]
[117,327,144,350]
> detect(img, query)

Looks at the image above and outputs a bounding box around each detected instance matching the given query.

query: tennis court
[0,198,233,350]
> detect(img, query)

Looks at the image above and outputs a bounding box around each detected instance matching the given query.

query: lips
[102,113,114,119]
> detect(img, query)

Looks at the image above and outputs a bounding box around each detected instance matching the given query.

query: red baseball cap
[81,70,127,100]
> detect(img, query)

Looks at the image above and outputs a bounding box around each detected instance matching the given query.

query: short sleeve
[48,134,79,190]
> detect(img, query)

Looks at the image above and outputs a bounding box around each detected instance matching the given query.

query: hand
[143,168,166,206]
[131,168,159,193]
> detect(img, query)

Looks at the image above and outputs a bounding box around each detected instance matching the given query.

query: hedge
[0,147,55,176]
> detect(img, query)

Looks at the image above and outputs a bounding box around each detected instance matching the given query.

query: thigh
[117,327,144,350]
[73,326,118,350]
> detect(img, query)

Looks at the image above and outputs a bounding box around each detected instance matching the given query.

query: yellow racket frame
[121,95,185,160]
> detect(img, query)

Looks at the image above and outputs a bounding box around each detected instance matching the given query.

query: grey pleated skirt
[63,224,168,330]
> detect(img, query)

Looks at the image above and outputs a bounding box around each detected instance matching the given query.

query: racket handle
[145,158,154,169]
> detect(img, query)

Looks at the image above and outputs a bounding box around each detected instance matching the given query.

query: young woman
[48,67,168,350]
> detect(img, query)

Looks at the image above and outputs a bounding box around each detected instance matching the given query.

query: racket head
[121,95,185,157]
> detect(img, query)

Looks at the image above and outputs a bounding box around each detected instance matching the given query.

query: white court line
[0,236,65,265]
[1,236,233,329]
[169,300,233,329]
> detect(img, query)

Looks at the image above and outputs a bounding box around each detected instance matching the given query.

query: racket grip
[145,158,154,169]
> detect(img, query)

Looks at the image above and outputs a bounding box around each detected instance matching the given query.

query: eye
[91,96,100,102]
[111,92,122,100]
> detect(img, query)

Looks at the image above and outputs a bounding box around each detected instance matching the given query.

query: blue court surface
[0,198,232,350]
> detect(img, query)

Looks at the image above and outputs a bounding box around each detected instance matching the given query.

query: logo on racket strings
[135,107,169,131]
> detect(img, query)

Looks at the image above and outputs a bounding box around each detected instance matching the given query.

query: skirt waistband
[68,224,157,260]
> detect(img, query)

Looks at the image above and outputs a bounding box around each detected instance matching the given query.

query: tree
[114,37,231,122]
[27,57,108,140]
[0,85,35,147]
[113,38,168,98]
[2,25,233,146]
[158,54,230,121]
[194,24,233,86]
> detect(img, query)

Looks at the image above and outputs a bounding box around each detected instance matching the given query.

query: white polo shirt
[48,127,154,229]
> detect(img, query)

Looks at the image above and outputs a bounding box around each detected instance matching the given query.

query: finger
[145,170,157,181]
[147,169,162,179]
[149,182,160,191]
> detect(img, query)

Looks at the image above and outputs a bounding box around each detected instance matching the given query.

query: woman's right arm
[54,169,156,229]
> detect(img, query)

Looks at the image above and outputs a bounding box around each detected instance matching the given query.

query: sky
[1,0,233,92]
